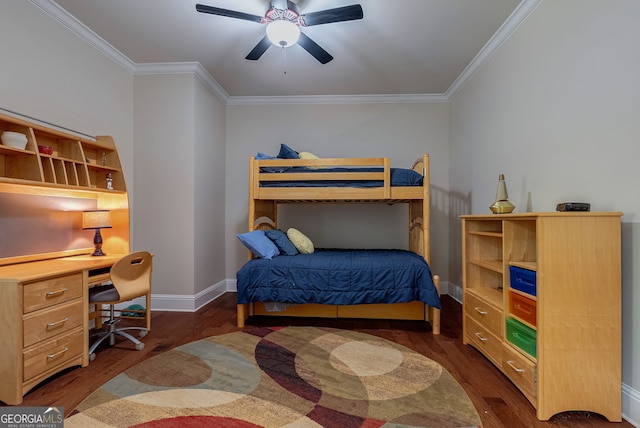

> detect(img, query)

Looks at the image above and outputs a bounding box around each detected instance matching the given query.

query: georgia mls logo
[43,407,63,420]
[0,406,64,428]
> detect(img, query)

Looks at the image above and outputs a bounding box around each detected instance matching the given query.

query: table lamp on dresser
[82,209,112,256]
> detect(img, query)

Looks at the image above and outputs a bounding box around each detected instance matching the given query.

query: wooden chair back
[110,251,152,302]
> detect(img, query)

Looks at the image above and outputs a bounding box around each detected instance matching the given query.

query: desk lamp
[82,210,112,256]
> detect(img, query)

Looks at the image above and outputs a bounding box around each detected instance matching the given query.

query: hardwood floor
[4,293,632,427]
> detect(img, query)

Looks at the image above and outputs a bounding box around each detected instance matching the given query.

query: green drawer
[506,317,537,358]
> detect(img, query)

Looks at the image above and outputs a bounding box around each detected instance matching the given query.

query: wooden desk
[0,254,125,405]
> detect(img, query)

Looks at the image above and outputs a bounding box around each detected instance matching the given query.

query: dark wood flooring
[4,293,631,427]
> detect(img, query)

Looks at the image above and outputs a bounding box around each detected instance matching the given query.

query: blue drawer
[509,266,536,296]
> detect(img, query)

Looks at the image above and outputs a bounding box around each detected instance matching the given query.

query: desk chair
[88,251,152,361]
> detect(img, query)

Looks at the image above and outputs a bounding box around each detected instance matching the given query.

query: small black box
[556,202,590,212]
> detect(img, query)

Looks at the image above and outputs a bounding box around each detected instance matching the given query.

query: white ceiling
[46,0,528,98]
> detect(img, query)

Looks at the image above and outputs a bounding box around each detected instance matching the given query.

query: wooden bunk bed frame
[237,154,441,334]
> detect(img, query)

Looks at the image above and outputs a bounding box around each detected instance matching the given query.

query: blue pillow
[237,230,280,259]
[256,152,288,173]
[390,168,424,186]
[278,143,299,159]
[264,229,299,256]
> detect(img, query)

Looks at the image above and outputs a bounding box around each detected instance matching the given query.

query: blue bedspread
[236,249,441,309]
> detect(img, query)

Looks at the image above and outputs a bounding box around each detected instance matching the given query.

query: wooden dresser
[461,212,622,421]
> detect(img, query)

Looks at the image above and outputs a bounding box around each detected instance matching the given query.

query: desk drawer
[465,315,503,366]
[23,273,83,313]
[23,327,84,382]
[464,292,503,337]
[88,272,111,286]
[23,300,84,347]
[502,342,537,398]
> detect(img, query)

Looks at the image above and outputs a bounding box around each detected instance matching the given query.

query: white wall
[0,1,134,181]
[133,74,195,296]
[194,77,227,295]
[133,73,227,301]
[225,102,450,280]
[449,0,640,422]
[1,2,227,310]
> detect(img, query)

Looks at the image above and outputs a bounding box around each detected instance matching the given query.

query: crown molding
[133,62,230,103]
[226,93,448,106]
[30,0,136,74]
[446,0,542,98]
[31,0,539,106]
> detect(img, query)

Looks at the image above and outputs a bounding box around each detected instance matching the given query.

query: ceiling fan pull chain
[282,46,287,75]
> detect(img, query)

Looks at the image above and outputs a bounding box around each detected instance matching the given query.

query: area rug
[67,326,481,427]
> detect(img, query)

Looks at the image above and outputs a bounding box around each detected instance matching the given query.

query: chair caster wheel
[89,353,96,362]
[139,330,148,338]
[136,342,145,351]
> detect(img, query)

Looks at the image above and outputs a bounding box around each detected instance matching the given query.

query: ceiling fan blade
[245,36,271,60]
[301,4,363,26]
[195,4,263,23]
[298,32,333,64]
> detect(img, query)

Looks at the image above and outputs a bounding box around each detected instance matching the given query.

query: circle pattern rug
[67,326,481,427]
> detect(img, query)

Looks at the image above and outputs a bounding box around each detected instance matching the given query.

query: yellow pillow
[298,151,321,169]
[287,228,314,254]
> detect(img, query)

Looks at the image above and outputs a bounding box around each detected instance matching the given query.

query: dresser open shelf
[461,212,622,422]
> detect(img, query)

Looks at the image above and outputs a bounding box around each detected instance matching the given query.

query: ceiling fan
[195,1,363,64]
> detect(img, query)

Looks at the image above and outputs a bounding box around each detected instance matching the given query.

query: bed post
[248,157,257,231]
[424,155,439,335]
[237,303,250,328]
[422,154,430,264]
[408,154,430,263]
[430,274,441,335]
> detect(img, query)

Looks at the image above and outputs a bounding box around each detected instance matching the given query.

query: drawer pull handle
[47,347,69,360]
[506,360,525,374]
[474,307,488,316]
[45,288,68,298]
[47,317,69,328]
[474,332,488,342]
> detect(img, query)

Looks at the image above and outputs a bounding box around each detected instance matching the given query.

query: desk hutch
[0,112,130,405]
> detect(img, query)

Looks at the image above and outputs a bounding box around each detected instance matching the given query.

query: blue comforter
[260,167,423,187]
[236,249,440,309]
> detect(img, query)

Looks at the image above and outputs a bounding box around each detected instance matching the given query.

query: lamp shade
[82,210,112,229]
[266,20,300,47]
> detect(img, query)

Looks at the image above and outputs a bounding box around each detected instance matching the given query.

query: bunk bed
[236,149,441,334]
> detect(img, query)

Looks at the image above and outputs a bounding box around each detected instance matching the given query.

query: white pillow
[287,228,314,254]
[298,151,321,169]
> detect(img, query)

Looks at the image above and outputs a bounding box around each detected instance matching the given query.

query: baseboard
[139,279,454,312]
[122,279,230,312]
[623,383,640,427]
[446,282,462,303]
[141,279,456,311]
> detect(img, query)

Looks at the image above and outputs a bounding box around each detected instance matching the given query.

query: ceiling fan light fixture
[266,19,300,47]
